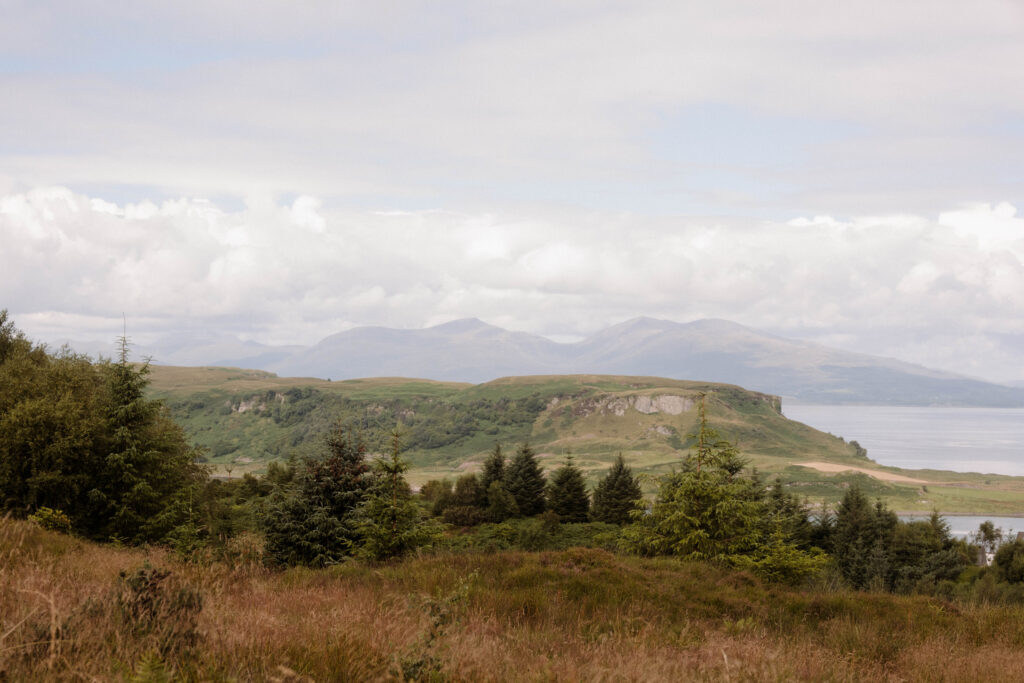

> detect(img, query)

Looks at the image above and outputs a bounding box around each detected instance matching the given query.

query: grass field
[145,366,1024,515]
[5,516,1024,682]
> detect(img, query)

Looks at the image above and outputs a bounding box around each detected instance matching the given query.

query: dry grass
[5,517,1024,681]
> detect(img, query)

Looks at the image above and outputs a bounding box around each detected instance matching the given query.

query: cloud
[2,187,1022,381]
[1,1,1022,214]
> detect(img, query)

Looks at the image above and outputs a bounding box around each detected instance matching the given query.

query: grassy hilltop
[147,366,1024,514]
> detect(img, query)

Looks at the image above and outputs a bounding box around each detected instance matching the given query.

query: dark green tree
[994,538,1024,583]
[262,425,373,567]
[830,486,898,590]
[591,454,642,525]
[888,512,966,593]
[439,472,488,526]
[0,314,206,546]
[419,479,453,509]
[0,329,106,523]
[503,442,546,517]
[355,431,440,561]
[546,455,590,523]
[480,443,506,493]
[485,480,518,522]
[92,340,207,544]
[765,478,814,548]
[451,472,486,508]
[624,395,767,562]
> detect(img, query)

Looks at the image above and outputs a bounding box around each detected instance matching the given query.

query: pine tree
[830,485,898,590]
[262,425,374,567]
[480,443,506,493]
[504,442,546,517]
[546,455,590,523]
[355,431,440,561]
[591,454,642,525]
[0,317,206,545]
[95,337,207,544]
[624,395,766,561]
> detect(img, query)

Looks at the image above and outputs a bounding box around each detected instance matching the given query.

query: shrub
[116,562,203,656]
[28,507,72,533]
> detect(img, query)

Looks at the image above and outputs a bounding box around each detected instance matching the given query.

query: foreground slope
[148,368,1024,513]
[5,518,1024,682]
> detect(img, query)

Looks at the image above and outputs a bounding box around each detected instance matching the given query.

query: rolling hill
[147,368,1024,514]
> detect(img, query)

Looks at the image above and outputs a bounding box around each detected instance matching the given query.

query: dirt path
[796,461,931,484]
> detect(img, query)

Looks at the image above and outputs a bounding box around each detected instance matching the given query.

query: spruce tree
[355,431,440,561]
[591,454,642,525]
[504,442,546,517]
[624,395,765,561]
[262,425,374,567]
[547,455,590,523]
[480,443,506,493]
[0,317,206,545]
[830,485,898,590]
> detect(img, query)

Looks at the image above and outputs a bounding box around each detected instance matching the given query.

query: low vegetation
[7,310,1024,680]
[7,516,1024,682]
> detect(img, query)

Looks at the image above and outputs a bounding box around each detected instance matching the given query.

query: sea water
[782,405,1024,476]
[897,514,1024,540]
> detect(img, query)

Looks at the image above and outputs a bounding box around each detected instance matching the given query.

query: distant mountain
[569,317,1020,406]
[77,317,1024,406]
[57,333,303,369]
[269,318,568,380]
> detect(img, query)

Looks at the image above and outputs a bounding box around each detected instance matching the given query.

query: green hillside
[147,366,1024,514]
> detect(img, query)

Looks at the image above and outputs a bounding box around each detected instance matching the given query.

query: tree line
[0,311,205,546]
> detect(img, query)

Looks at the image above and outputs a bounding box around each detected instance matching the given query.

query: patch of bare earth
[797,461,931,484]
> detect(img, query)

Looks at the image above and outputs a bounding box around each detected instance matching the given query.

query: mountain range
[62,317,1024,406]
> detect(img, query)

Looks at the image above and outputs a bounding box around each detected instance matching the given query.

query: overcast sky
[2,1,1023,382]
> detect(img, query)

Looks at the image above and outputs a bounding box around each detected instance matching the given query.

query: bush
[28,507,72,533]
[116,563,203,656]
[442,505,488,527]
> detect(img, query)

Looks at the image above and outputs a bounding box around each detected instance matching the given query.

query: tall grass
[5,517,1024,681]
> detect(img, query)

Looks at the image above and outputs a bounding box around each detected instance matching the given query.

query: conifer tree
[355,431,440,561]
[480,443,506,493]
[546,454,590,523]
[0,316,206,545]
[830,485,898,590]
[504,442,546,517]
[624,395,765,561]
[591,453,642,525]
[263,425,373,567]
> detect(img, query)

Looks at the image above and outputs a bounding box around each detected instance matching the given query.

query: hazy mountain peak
[429,317,494,334]
[121,316,1024,406]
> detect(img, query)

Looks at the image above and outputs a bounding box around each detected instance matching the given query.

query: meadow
[5,516,1024,682]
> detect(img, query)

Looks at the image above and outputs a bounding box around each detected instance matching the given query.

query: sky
[1,1,1023,383]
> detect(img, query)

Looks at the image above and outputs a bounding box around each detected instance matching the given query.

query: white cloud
[2,186,1023,381]
[1,2,1022,214]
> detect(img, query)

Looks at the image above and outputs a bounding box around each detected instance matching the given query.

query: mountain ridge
[61,317,1024,406]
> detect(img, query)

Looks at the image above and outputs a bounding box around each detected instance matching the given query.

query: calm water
[899,515,1024,540]
[782,404,1024,476]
